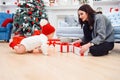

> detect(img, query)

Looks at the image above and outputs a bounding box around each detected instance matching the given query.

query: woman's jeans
[89,42,114,56]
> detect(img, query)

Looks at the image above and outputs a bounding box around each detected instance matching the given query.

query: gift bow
[73,42,81,47]
[60,42,69,45]
[48,39,60,47]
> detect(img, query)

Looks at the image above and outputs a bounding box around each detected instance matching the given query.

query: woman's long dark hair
[78,4,96,28]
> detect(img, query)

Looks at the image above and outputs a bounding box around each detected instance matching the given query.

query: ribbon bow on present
[73,42,81,47]
[48,39,60,47]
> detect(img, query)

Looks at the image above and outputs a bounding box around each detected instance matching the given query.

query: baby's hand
[41,44,48,56]
[43,52,49,56]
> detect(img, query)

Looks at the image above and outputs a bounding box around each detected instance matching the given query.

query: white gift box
[55,42,70,53]
[69,44,73,52]
[55,44,60,52]
[73,46,89,56]
[60,42,69,53]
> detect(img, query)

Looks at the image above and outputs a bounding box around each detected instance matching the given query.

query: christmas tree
[13,0,47,36]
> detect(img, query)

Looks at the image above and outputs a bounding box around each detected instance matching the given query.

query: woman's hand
[80,42,91,54]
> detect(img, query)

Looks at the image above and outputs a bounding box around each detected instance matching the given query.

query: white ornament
[24,17,27,19]
[23,23,29,28]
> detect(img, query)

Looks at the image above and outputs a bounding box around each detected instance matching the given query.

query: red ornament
[39,12,42,15]
[32,30,41,36]
[18,3,21,7]
[27,29,31,32]
[35,18,39,22]
[37,0,40,2]
[14,32,19,35]
[28,11,32,15]
[32,22,34,25]
[110,8,113,12]
[7,10,10,14]
[14,2,17,5]
[30,16,32,19]
[115,8,119,12]
[26,4,29,8]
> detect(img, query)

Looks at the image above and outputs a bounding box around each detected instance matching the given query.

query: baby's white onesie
[20,34,48,55]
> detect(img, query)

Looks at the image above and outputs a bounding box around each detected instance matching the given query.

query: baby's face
[14,44,26,54]
[47,32,54,39]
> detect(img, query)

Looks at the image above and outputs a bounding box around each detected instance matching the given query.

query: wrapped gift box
[60,42,69,53]
[56,42,70,53]
[73,42,81,53]
[73,46,82,56]
[73,42,88,56]
[47,39,61,53]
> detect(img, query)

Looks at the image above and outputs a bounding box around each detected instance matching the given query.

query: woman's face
[78,10,88,22]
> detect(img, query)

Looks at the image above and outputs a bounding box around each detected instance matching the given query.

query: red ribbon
[60,42,69,53]
[47,39,60,47]
[73,42,81,47]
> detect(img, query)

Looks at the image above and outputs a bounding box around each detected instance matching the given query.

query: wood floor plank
[0,43,120,80]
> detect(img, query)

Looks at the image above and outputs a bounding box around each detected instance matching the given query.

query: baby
[11,19,55,55]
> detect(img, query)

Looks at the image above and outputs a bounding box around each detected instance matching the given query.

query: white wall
[0,0,120,14]
[93,0,120,13]
[0,0,18,13]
